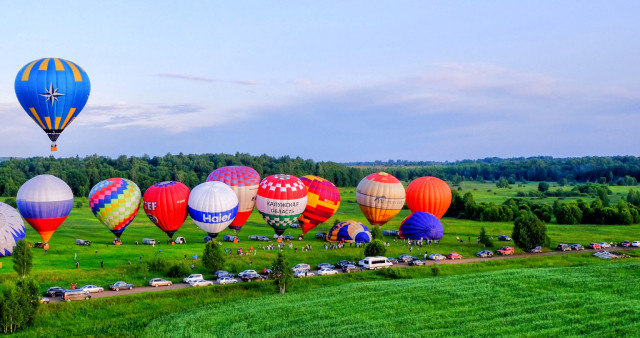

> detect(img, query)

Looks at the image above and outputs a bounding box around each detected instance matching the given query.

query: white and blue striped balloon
[188,181,238,238]
[0,202,26,257]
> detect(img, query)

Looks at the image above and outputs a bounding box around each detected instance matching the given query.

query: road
[47,246,637,303]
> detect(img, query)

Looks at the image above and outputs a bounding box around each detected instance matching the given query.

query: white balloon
[188,182,238,237]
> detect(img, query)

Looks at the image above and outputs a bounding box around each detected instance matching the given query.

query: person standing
[76,261,79,269]
[101,261,104,268]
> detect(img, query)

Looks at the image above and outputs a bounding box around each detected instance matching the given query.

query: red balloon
[406,177,451,218]
[143,181,190,238]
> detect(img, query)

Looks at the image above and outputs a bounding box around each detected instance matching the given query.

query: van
[62,289,91,302]
[76,239,91,246]
[174,237,186,244]
[143,238,156,245]
[358,256,393,270]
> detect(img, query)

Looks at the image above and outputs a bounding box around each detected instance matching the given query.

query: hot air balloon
[89,178,141,239]
[17,175,73,243]
[143,181,190,239]
[326,220,372,243]
[356,172,406,226]
[188,181,238,238]
[15,58,90,151]
[406,177,452,218]
[256,174,307,236]
[206,166,260,233]
[0,202,26,257]
[298,175,341,235]
[399,212,444,240]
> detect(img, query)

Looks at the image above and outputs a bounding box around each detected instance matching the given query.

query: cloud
[154,73,216,83]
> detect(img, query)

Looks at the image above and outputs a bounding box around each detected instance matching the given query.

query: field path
[47,246,637,303]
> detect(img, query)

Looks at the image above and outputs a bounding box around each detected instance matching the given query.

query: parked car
[149,278,172,287]
[557,243,571,251]
[214,270,234,278]
[142,238,156,245]
[75,239,91,246]
[257,236,270,241]
[317,263,335,269]
[318,268,339,276]
[315,232,327,239]
[398,254,414,263]
[189,279,214,287]
[589,243,602,250]
[183,274,204,283]
[342,264,361,273]
[283,235,294,240]
[476,250,493,258]
[571,244,585,251]
[632,241,640,247]
[174,236,186,244]
[242,274,265,282]
[80,285,104,293]
[289,223,299,228]
[291,263,311,272]
[294,270,315,278]
[599,242,612,248]
[621,241,631,247]
[45,286,65,297]
[358,256,393,270]
[497,246,515,255]
[109,281,134,291]
[498,235,512,241]
[528,246,543,253]
[408,259,425,266]
[33,242,46,248]
[223,235,238,242]
[336,260,355,269]
[428,253,447,261]
[447,252,463,260]
[382,230,399,236]
[39,296,50,304]
[204,236,213,243]
[62,289,91,302]
[387,257,399,264]
[238,270,259,278]
[217,276,239,285]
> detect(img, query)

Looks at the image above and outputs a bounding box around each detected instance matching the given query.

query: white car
[183,274,204,283]
[632,241,640,247]
[599,242,612,248]
[238,270,258,278]
[294,270,314,278]
[217,276,238,285]
[428,253,447,261]
[292,263,311,272]
[80,285,104,293]
[189,279,214,287]
[317,268,339,276]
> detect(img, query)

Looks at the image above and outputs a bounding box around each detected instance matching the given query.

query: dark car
[528,246,542,253]
[214,270,235,278]
[315,232,327,239]
[223,235,238,242]
[289,223,300,229]
[382,230,399,236]
[336,260,354,269]
[498,235,512,241]
[109,281,134,291]
[476,250,493,258]
[398,254,414,263]
[387,257,399,264]
[557,243,571,251]
[408,259,425,266]
[283,235,294,240]
[571,244,584,251]
[46,286,65,297]
[342,264,361,273]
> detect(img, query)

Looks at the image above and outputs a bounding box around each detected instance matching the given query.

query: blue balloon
[399,212,444,240]
[15,58,90,151]
[327,220,372,243]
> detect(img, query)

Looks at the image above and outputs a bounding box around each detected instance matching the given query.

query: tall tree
[270,252,293,294]
[12,240,32,278]
[512,210,549,250]
[202,240,225,273]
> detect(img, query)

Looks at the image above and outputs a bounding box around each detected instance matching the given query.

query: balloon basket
[51,145,57,151]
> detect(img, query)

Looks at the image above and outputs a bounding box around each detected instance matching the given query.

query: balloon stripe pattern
[15,58,90,151]
[327,221,372,243]
[399,212,444,240]
[143,181,190,238]
[298,175,341,234]
[188,181,239,238]
[17,175,73,242]
[0,202,26,257]
[256,175,307,235]
[356,172,406,225]
[206,166,260,232]
[89,178,141,238]
[406,177,452,218]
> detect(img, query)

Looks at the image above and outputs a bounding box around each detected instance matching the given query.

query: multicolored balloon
[188,181,239,238]
[143,181,190,239]
[406,177,452,218]
[206,166,260,233]
[89,178,141,238]
[356,172,406,225]
[326,220,372,243]
[0,202,26,257]
[256,174,307,235]
[399,212,444,240]
[15,58,91,151]
[298,175,341,235]
[17,174,73,243]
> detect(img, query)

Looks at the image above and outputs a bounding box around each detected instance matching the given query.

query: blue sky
[0,1,638,162]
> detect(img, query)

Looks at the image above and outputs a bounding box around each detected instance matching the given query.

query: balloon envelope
[327,220,372,243]
[206,166,260,233]
[406,177,452,218]
[15,58,90,151]
[188,181,239,238]
[256,174,307,235]
[298,175,341,235]
[89,178,141,238]
[399,212,444,240]
[356,172,406,225]
[143,181,190,238]
[17,174,73,242]
[0,202,26,256]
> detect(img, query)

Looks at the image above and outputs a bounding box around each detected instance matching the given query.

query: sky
[0,1,639,162]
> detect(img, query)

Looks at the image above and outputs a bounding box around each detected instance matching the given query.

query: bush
[370,226,383,240]
[166,262,191,278]
[364,240,387,257]
[147,257,170,273]
[512,210,550,250]
[431,265,440,276]
[376,267,410,279]
[75,201,83,208]
[3,197,17,208]
[478,227,492,247]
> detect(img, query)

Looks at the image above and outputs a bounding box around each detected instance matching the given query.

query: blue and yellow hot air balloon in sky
[15,58,90,151]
